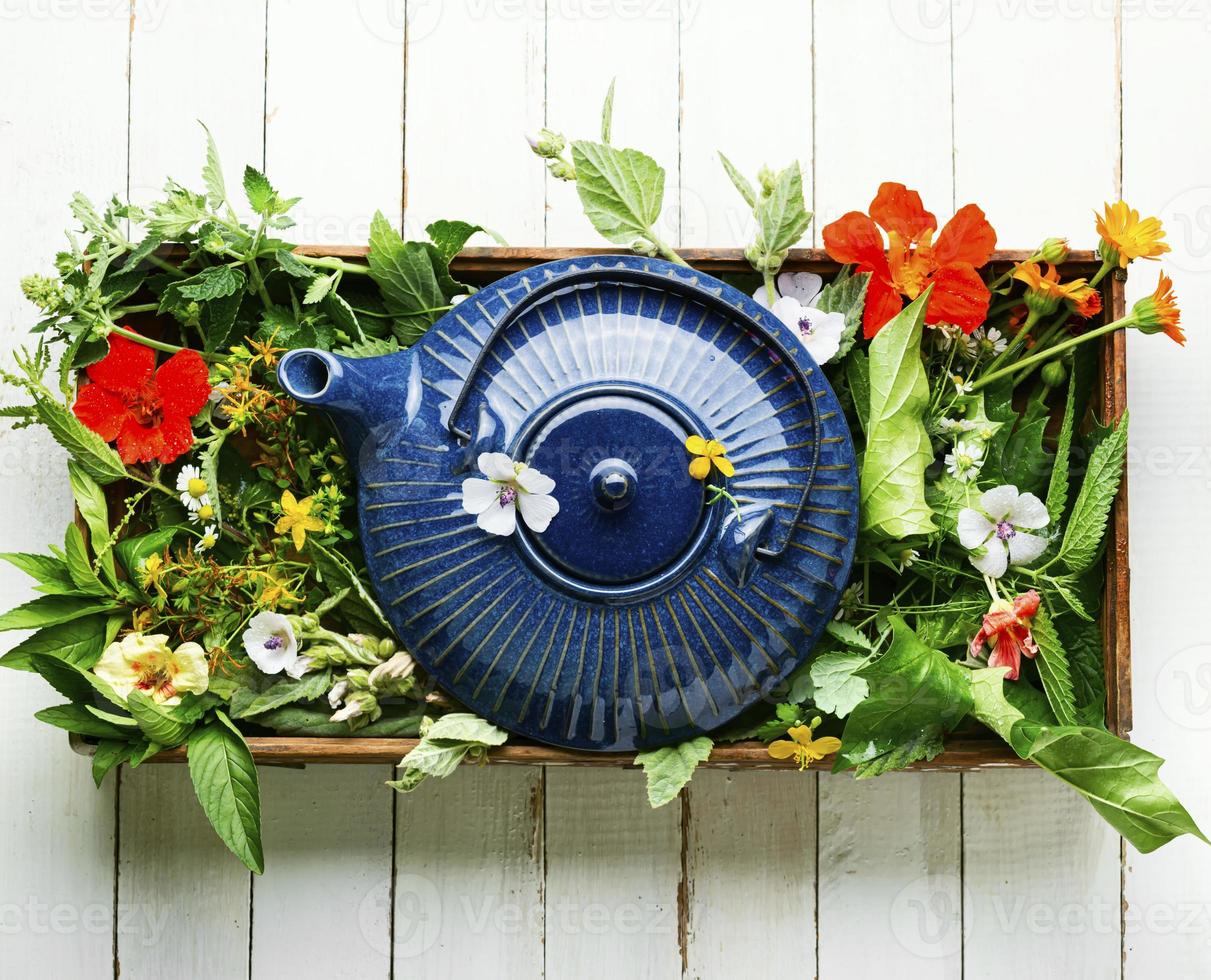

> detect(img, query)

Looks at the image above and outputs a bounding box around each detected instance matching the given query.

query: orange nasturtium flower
[1132,271,1185,346]
[1096,200,1171,268]
[822,181,997,338]
[768,723,842,771]
[684,435,734,480]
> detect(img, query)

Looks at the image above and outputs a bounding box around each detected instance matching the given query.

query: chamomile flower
[964,326,1008,361]
[176,463,210,512]
[834,582,863,621]
[950,373,974,395]
[188,501,217,524]
[194,524,218,553]
[897,548,920,572]
[944,440,984,482]
[936,417,979,436]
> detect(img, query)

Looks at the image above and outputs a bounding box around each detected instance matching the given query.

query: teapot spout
[277,347,419,463]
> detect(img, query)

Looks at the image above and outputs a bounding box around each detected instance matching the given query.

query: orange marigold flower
[1096,200,1170,268]
[822,182,996,338]
[1132,271,1184,345]
[1011,262,1093,317]
[1072,287,1102,320]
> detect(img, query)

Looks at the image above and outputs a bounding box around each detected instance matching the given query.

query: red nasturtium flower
[822,182,997,338]
[970,590,1041,682]
[72,331,211,465]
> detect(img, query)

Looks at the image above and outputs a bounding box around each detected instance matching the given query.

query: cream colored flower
[93,632,209,705]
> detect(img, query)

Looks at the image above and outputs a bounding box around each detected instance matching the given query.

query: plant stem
[764,272,777,306]
[970,317,1128,392]
[109,324,220,362]
[648,234,690,267]
[294,254,373,276]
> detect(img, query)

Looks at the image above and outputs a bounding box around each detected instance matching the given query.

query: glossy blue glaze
[278,255,859,751]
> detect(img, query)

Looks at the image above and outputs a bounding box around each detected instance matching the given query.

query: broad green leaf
[115,527,178,581]
[229,670,332,720]
[859,292,937,539]
[63,524,106,594]
[67,461,116,586]
[35,703,133,740]
[0,594,120,631]
[425,711,509,745]
[968,666,1022,740]
[1010,723,1206,853]
[188,714,264,873]
[0,614,111,672]
[274,249,314,279]
[755,163,812,259]
[1045,370,1077,525]
[600,77,616,143]
[999,417,1050,497]
[425,219,485,265]
[1058,412,1128,573]
[570,141,664,245]
[127,690,195,747]
[256,703,423,738]
[199,122,227,210]
[28,651,121,705]
[29,391,127,485]
[0,551,77,595]
[366,211,446,344]
[1032,603,1077,726]
[92,739,136,788]
[389,712,508,792]
[836,617,972,777]
[634,737,713,808]
[809,652,869,718]
[717,152,757,209]
[200,289,244,354]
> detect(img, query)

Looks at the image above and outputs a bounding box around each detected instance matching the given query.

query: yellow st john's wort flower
[1095,200,1171,268]
[275,490,325,550]
[93,632,209,705]
[684,435,734,480]
[767,724,842,771]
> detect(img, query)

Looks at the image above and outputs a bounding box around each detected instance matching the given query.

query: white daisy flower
[936,417,980,436]
[194,524,218,553]
[187,500,217,525]
[950,373,974,395]
[461,452,560,537]
[897,548,920,573]
[944,440,984,482]
[964,325,1008,361]
[176,463,210,512]
[932,322,964,350]
[752,271,846,366]
[957,485,1050,578]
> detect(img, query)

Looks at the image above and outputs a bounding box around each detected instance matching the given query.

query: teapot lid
[299,256,859,751]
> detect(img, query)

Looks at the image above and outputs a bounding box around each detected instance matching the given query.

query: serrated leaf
[126,690,196,747]
[815,268,870,360]
[860,292,937,539]
[366,211,445,344]
[718,152,757,209]
[229,670,331,719]
[809,652,869,718]
[634,737,713,808]
[301,272,334,305]
[63,524,106,595]
[1031,603,1077,725]
[1045,370,1077,526]
[29,391,128,484]
[0,615,111,672]
[0,594,120,631]
[335,336,400,359]
[175,265,246,302]
[67,461,117,587]
[199,122,227,210]
[0,551,77,595]
[424,219,483,265]
[569,141,664,245]
[1058,411,1128,573]
[35,703,133,740]
[243,166,276,215]
[755,162,812,257]
[274,249,314,279]
[323,291,363,341]
[187,714,264,873]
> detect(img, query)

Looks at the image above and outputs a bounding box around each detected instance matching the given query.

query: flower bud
[547,158,577,182]
[1035,237,1070,264]
[1040,361,1067,388]
[20,274,63,312]
[327,679,349,709]
[757,165,777,198]
[369,650,416,690]
[330,690,381,727]
[631,239,659,258]
[526,128,566,159]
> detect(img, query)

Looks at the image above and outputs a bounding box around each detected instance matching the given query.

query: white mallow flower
[462,452,559,537]
[958,485,1051,578]
[242,611,307,677]
[752,271,846,366]
[176,463,210,512]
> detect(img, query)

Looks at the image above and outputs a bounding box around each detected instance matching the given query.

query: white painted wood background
[1,2,1208,976]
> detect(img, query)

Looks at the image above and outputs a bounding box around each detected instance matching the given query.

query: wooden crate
[70,247,1130,772]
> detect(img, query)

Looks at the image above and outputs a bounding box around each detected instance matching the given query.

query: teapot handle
[445,264,821,560]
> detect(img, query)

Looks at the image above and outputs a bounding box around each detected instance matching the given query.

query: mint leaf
[836,617,972,777]
[199,122,227,210]
[366,211,445,345]
[243,166,275,214]
[388,712,507,793]
[755,162,811,258]
[230,670,331,720]
[0,594,120,631]
[860,292,937,539]
[1031,603,1077,725]
[569,141,665,245]
[425,219,484,265]
[635,737,713,808]
[1045,370,1077,527]
[274,249,314,279]
[0,614,111,672]
[0,552,77,595]
[302,272,335,305]
[1058,411,1128,573]
[29,390,128,485]
[816,268,870,361]
[127,690,195,747]
[188,713,264,873]
[174,265,246,302]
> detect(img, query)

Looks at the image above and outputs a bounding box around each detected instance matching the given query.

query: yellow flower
[1011,262,1091,317]
[93,632,209,705]
[767,724,842,771]
[275,490,325,550]
[1095,200,1170,268]
[685,434,735,480]
[1131,271,1184,346]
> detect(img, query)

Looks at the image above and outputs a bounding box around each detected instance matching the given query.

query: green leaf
[27,651,120,705]
[243,166,276,215]
[92,739,135,788]
[335,336,400,359]
[859,292,937,539]
[717,152,757,209]
[569,141,665,245]
[425,219,484,265]
[634,737,713,808]
[1045,370,1077,526]
[809,652,869,718]
[999,417,1050,497]
[388,713,507,793]
[836,617,972,777]
[1031,603,1077,726]
[200,290,245,354]
[28,391,128,485]
[815,268,869,361]
[600,77,616,143]
[255,703,423,738]
[755,163,812,258]
[126,690,195,747]
[968,666,1023,740]
[424,712,509,745]
[0,614,111,672]
[35,703,133,740]
[302,272,335,305]
[274,249,314,280]
[845,349,870,436]
[0,594,120,631]
[308,542,390,632]
[67,461,117,587]
[199,122,228,210]
[63,524,106,594]
[187,714,264,873]
[1058,412,1128,573]
[1,551,78,595]
[230,670,331,720]
[115,528,177,581]
[173,265,247,302]
[366,211,445,344]
[1059,614,1107,727]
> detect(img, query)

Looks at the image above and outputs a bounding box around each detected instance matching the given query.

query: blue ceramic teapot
[278,255,857,750]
